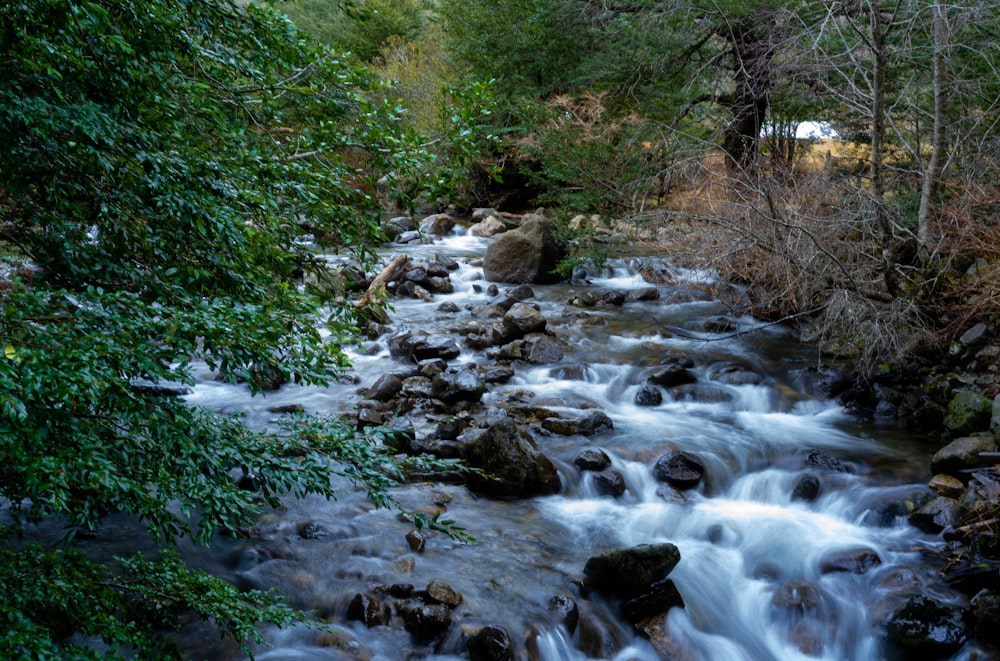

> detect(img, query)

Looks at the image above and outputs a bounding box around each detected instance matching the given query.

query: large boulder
[884,596,968,660]
[464,417,561,498]
[483,218,566,284]
[583,543,682,599]
[931,435,996,476]
[944,390,992,438]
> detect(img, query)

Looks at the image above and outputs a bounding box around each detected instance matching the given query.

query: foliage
[0,0,482,657]
[277,0,432,62]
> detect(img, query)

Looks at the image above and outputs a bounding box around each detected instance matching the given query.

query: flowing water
[82,230,969,659]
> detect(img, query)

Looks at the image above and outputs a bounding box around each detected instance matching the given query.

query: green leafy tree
[0,0,470,657]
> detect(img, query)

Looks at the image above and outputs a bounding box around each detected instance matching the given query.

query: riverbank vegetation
[3,0,1000,657]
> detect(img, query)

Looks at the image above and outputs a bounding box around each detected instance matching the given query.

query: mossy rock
[943,390,992,437]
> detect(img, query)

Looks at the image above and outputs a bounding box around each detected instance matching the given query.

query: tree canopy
[0,0,473,657]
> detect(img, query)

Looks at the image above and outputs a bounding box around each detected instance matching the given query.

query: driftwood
[354,254,409,324]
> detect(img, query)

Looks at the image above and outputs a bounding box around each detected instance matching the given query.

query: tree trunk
[722,21,774,176]
[917,0,949,257]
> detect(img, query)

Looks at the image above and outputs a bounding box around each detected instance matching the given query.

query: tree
[0,0,468,657]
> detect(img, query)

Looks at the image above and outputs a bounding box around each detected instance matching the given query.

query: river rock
[575,448,612,471]
[398,601,452,641]
[944,390,993,438]
[467,625,513,661]
[464,417,561,498]
[635,385,663,407]
[401,376,433,399]
[909,496,960,534]
[483,218,566,284]
[367,373,405,402]
[424,579,463,608]
[347,593,390,627]
[547,594,579,634]
[932,435,996,476]
[470,216,508,238]
[652,451,706,490]
[503,302,547,337]
[583,543,682,599]
[419,213,456,236]
[431,368,486,406]
[770,580,822,610]
[818,547,881,574]
[620,577,684,624]
[627,287,660,302]
[884,596,968,660]
[791,473,821,502]
[928,473,966,498]
[804,449,847,473]
[592,469,627,497]
[526,335,564,364]
[541,410,614,436]
[647,365,697,388]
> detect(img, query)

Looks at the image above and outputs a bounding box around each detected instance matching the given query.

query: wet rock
[427,276,454,294]
[635,385,663,407]
[652,451,706,490]
[431,368,486,405]
[401,376,433,399]
[467,625,513,661]
[507,284,535,301]
[419,358,448,378]
[367,373,404,402]
[541,410,614,436]
[992,393,1000,442]
[420,213,456,236]
[548,595,579,634]
[396,229,423,245]
[398,601,452,641]
[482,367,515,384]
[575,448,613,471]
[526,335,564,364]
[928,474,966,499]
[655,484,689,504]
[424,579,463,608]
[804,449,847,473]
[627,287,660,302]
[884,596,968,660]
[944,390,992,438]
[931,435,996,476]
[647,365,697,388]
[909,496,960,534]
[470,216,508,238]
[863,487,936,527]
[818,547,881,574]
[599,290,627,306]
[438,301,460,313]
[635,613,692,661]
[503,302,547,337]
[347,593,390,627]
[771,580,822,609]
[711,365,765,386]
[583,543,682,599]
[464,418,561,498]
[483,218,566,284]
[405,529,426,553]
[620,578,685,623]
[592,469,627,497]
[382,215,415,240]
[791,473,820,502]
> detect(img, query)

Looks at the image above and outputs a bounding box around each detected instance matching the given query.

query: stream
[91,229,968,659]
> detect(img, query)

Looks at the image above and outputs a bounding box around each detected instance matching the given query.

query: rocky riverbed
[161,209,1000,659]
